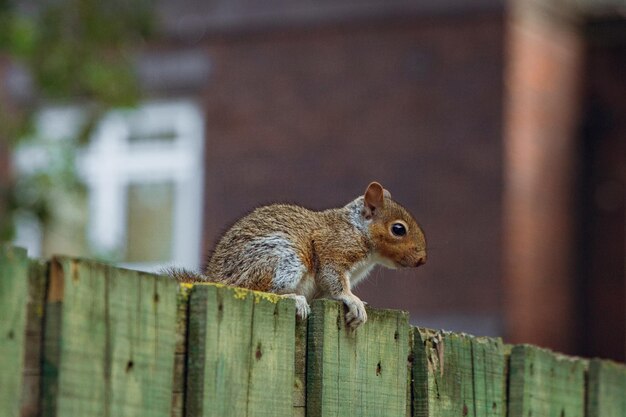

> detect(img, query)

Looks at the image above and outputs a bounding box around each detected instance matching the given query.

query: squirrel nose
[415,251,427,267]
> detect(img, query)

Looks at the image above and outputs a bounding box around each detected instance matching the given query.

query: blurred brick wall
[199,12,504,334]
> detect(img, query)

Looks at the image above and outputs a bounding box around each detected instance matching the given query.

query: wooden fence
[1,244,625,417]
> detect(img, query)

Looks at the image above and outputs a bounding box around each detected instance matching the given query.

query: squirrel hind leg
[268,250,312,321]
[269,247,309,293]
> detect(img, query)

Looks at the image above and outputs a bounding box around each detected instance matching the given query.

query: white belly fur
[349,253,395,288]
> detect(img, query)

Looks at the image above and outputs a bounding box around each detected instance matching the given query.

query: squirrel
[171,182,426,328]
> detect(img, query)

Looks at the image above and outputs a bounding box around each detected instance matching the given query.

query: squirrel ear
[364,182,385,217]
[383,189,391,199]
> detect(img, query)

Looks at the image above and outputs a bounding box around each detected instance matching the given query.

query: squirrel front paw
[343,295,367,329]
[283,294,311,321]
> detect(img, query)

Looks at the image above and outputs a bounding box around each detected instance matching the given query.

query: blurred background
[0,0,624,361]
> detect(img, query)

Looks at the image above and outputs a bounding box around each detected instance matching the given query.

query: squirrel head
[361,182,427,268]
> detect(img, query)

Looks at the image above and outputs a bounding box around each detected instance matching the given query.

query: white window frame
[14,100,205,271]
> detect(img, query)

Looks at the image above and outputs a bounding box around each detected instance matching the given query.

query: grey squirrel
[171,182,426,328]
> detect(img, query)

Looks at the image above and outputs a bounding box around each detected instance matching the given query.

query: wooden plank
[508,344,585,417]
[587,358,626,417]
[21,260,48,417]
[185,283,209,417]
[471,337,506,417]
[42,258,178,417]
[186,283,296,417]
[413,329,473,417]
[0,245,29,417]
[307,299,410,417]
[293,319,307,417]
[413,329,506,417]
[107,268,178,416]
[248,291,296,417]
[405,327,414,417]
[413,327,428,417]
[187,284,254,417]
[171,283,192,417]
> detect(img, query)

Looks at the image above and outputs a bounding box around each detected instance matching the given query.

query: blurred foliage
[0,0,152,105]
[0,0,154,242]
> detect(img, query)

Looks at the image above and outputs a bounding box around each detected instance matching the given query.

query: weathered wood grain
[406,327,414,417]
[293,319,307,417]
[587,358,626,417]
[186,283,296,417]
[42,258,178,417]
[307,299,410,417]
[171,283,192,417]
[471,337,507,417]
[0,245,29,417]
[413,329,473,417]
[413,329,506,417]
[248,291,296,417]
[20,260,48,417]
[508,344,586,417]
[185,283,208,417]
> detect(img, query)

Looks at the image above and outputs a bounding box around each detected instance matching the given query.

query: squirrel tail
[163,267,208,283]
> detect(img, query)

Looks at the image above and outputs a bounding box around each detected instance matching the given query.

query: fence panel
[307,299,410,417]
[587,359,626,417]
[186,284,296,417]
[3,246,626,417]
[508,345,586,417]
[42,258,178,417]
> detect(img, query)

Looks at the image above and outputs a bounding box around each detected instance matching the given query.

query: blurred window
[13,100,205,271]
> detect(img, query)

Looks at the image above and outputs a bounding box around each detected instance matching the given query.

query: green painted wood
[107,268,178,415]
[248,292,296,417]
[186,284,296,417]
[0,245,29,417]
[413,329,473,417]
[587,359,626,417]
[185,283,209,417]
[190,284,254,417]
[406,327,415,417]
[21,260,49,417]
[42,258,178,417]
[471,337,507,417]
[413,329,506,417]
[171,284,192,417]
[412,327,429,417]
[293,320,307,417]
[307,299,410,417]
[508,344,586,417]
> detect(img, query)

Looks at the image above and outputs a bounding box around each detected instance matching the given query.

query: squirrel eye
[391,222,407,237]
